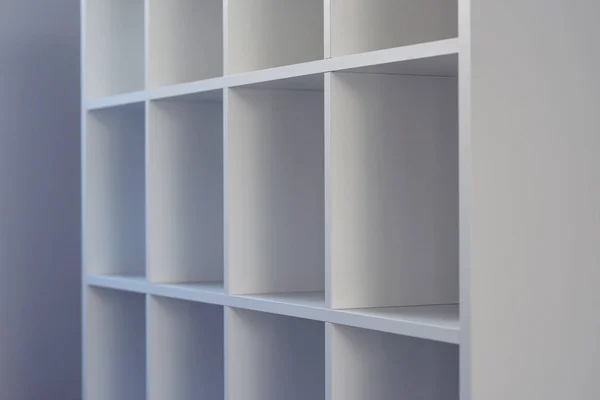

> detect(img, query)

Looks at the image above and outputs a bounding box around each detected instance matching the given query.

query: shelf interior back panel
[330,0,458,57]
[226,307,325,400]
[148,99,224,284]
[328,323,459,400]
[85,287,146,400]
[226,0,324,74]
[226,87,325,296]
[149,296,224,400]
[328,72,459,310]
[149,0,224,87]
[85,103,146,277]
[85,0,145,98]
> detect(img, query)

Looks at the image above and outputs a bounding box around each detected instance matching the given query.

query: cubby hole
[330,0,458,57]
[149,296,224,400]
[328,324,458,400]
[148,95,223,288]
[226,308,325,400]
[86,0,145,98]
[227,0,324,74]
[86,103,145,279]
[226,84,324,303]
[149,0,223,87]
[327,72,458,310]
[86,287,146,400]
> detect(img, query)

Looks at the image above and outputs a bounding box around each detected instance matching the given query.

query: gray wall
[470,0,600,399]
[0,1,81,399]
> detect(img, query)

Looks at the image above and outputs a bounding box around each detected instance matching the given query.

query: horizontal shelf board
[151,282,227,305]
[328,38,458,76]
[240,291,326,308]
[86,274,148,294]
[85,275,458,343]
[231,73,324,91]
[225,60,326,89]
[85,39,458,108]
[224,38,457,88]
[333,304,459,344]
[229,291,327,320]
[148,78,224,102]
[86,90,146,111]
[343,53,457,77]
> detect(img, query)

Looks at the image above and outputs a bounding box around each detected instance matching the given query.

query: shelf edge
[86,91,147,111]
[328,37,459,72]
[86,275,149,294]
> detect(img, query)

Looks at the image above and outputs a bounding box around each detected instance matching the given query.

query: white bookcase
[82,0,464,399]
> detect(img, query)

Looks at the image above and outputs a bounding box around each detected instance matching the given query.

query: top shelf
[84,0,458,101]
[86,38,458,110]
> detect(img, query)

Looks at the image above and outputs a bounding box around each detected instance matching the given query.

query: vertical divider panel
[324,73,333,308]
[81,1,89,398]
[222,0,230,76]
[144,101,150,280]
[458,1,472,399]
[324,0,332,58]
[223,89,231,293]
[325,322,334,400]
[145,293,151,400]
[224,306,232,400]
[144,0,150,89]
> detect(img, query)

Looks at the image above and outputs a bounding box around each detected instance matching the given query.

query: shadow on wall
[0,1,81,399]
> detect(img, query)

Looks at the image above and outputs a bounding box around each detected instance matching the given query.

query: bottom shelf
[328,324,459,400]
[85,286,459,400]
[85,287,146,400]
[86,275,458,344]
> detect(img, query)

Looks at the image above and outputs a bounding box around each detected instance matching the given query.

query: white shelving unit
[82,0,464,399]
